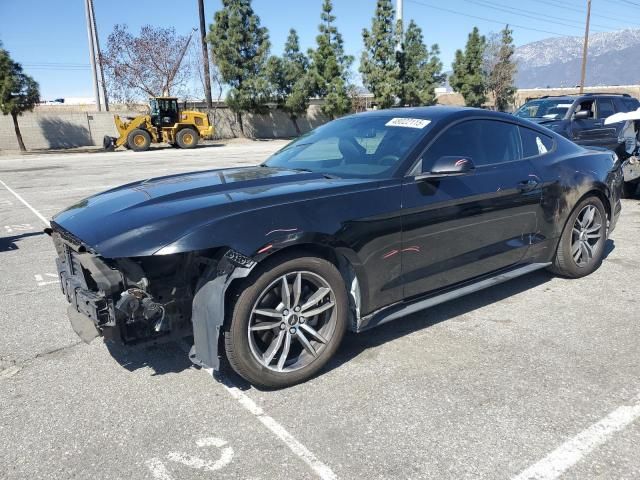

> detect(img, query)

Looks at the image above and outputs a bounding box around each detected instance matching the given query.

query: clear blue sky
[0,0,636,99]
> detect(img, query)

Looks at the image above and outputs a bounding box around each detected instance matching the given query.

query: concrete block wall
[0,115,20,150]
[0,105,331,151]
[194,104,331,140]
[0,111,138,151]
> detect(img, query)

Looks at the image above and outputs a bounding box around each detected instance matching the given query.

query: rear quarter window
[597,98,616,119]
[519,127,554,158]
[623,97,640,111]
[614,98,628,112]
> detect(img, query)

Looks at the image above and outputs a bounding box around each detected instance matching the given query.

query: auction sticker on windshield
[386,118,431,129]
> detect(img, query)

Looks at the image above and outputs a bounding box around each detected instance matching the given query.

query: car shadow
[322,269,556,379]
[602,239,615,260]
[106,340,194,376]
[225,269,557,392]
[105,244,617,387]
[0,231,46,253]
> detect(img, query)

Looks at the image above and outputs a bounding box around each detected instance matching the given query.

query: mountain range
[514,29,640,88]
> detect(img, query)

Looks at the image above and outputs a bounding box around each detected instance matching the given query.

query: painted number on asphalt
[146,437,234,479]
[4,223,33,233]
[35,273,59,287]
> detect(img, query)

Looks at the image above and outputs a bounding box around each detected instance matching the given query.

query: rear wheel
[126,129,151,152]
[549,196,607,278]
[225,255,348,389]
[176,128,199,149]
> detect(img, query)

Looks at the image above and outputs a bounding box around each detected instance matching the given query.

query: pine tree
[450,27,487,108]
[267,29,311,134]
[0,44,40,151]
[208,0,270,136]
[360,0,400,109]
[486,25,517,112]
[399,20,445,106]
[308,0,353,119]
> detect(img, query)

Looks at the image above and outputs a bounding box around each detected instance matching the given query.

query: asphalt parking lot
[1,141,639,480]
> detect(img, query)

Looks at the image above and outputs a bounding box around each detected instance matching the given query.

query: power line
[468,0,626,31]
[461,0,605,32]
[405,0,573,37]
[538,0,628,24]
[614,0,640,7]
[24,62,89,66]
[604,0,640,10]
[23,63,91,71]
[24,66,90,71]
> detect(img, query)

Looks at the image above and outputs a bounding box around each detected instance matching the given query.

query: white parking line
[0,179,49,226]
[213,371,338,480]
[512,395,640,480]
[1,175,335,479]
[34,274,59,287]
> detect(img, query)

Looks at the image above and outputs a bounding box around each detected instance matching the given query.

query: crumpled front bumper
[50,225,124,342]
[57,256,110,331]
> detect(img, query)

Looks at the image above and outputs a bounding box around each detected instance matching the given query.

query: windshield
[263,115,431,178]
[515,99,573,120]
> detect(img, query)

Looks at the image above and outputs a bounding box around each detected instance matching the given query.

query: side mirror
[574,110,590,120]
[417,155,475,180]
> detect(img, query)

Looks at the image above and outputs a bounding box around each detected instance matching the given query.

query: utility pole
[89,0,109,111]
[198,0,213,108]
[579,0,591,94]
[84,0,101,111]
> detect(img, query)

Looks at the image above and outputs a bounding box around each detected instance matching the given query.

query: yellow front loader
[103,97,214,152]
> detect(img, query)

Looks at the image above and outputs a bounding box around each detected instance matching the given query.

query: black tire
[102,135,115,152]
[126,129,151,152]
[548,196,607,278]
[621,181,637,199]
[176,128,199,149]
[224,254,348,389]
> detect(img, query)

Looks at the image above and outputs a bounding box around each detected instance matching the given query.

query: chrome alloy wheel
[571,204,603,267]
[248,271,337,372]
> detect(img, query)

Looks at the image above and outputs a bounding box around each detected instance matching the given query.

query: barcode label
[385,118,431,129]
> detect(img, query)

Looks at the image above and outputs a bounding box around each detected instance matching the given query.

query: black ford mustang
[48,107,623,388]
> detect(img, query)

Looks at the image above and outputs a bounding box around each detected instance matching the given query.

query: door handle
[517,179,540,192]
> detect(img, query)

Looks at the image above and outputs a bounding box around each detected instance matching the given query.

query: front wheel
[225,255,348,388]
[176,128,199,149]
[127,129,151,152]
[549,196,607,278]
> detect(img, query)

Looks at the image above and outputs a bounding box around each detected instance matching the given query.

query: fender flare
[189,251,256,370]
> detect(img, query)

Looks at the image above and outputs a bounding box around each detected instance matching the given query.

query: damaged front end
[49,223,249,370]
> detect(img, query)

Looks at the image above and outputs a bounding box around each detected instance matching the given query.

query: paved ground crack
[1,340,84,379]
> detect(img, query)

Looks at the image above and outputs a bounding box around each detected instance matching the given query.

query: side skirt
[357,262,551,332]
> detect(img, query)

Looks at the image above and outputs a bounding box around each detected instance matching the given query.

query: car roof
[527,96,575,102]
[528,93,633,102]
[352,105,465,119]
[350,105,507,122]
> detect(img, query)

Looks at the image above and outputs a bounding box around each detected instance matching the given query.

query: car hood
[52,166,369,258]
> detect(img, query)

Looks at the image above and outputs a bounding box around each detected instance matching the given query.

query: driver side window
[421,119,522,171]
[575,100,594,118]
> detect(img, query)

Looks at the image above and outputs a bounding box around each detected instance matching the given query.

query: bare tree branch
[102,24,195,101]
